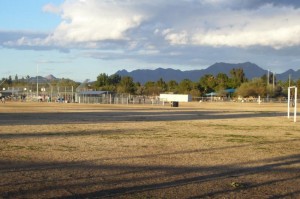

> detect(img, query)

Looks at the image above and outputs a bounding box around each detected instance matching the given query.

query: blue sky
[1,0,300,82]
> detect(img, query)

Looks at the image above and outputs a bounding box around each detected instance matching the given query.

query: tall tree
[117,76,136,94]
[144,81,159,96]
[178,79,193,94]
[7,76,13,86]
[215,73,229,91]
[229,68,247,88]
[167,80,178,93]
[199,74,216,93]
[14,74,19,83]
[108,74,121,86]
[156,78,167,93]
[95,73,109,88]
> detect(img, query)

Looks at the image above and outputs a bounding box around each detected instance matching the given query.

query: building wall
[159,94,192,102]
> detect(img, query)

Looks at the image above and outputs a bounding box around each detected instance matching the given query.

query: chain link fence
[0,86,294,104]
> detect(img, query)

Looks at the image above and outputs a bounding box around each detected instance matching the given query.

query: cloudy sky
[1,0,300,81]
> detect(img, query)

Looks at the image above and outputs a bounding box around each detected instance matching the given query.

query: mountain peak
[45,74,57,80]
[115,62,299,84]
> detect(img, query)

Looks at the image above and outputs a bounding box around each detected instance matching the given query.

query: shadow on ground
[0,146,299,198]
[0,109,285,126]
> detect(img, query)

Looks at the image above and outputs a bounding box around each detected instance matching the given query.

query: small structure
[160,94,192,102]
[76,91,113,104]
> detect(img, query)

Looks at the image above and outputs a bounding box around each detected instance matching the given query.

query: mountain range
[27,74,58,84]
[27,62,300,84]
[116,62,300,84]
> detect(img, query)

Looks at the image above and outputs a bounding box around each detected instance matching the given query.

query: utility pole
[267,69,270,102]
[267,69,270,85]
[37,64,39,99]
[273,72,275,91]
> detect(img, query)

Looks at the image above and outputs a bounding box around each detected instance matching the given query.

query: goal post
[288,86,297,122]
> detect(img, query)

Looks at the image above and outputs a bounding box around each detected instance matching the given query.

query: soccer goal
[287,86,298,122]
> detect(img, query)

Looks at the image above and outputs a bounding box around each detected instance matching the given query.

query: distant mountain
[116,62,264,84]
[117,68,185,83]
[116,62,300,84]
[204,62,267,78]
[45,74,57,81]
[28,74,58,84]
[276,69,300,81]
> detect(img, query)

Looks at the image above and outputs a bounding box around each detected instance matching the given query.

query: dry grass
[0,101,299,198]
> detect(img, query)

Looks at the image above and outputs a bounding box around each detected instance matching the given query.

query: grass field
[0,101,299,198]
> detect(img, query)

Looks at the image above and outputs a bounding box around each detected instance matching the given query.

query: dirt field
[0,101,299,198]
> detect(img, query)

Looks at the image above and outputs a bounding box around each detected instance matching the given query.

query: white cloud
[161,3,300,49]
[46,0,147,45]
[164,31,189,45]
[3,0,300,55]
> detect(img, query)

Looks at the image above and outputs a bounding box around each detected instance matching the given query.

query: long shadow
[3,139,299,172]
[0,135,300,166]
[0,129,128,139]
[190,175,300,199]
[60,154,300,198]
[0,107,297,198]
[0,109,286,126]
[1,149,300,198]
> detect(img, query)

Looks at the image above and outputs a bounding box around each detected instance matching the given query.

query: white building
[159,94,192,102]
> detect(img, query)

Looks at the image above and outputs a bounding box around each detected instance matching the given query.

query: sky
[1,0,300,82]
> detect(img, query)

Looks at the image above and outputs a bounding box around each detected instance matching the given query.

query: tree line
[0,75,80,90]
[92,68,300,98]
[2,68,300,98]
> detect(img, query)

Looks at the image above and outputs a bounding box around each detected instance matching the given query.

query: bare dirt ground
[0,101,299,199]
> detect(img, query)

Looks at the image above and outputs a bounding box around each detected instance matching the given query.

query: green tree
[156,78,168,93]
[108,74,121,86]
[7,76,13,86]
[94,73,122,91]
[215,73,229,91]
[144,81,159,96]
[117,76,136,94]
[229,68,247,88]
[135,82,145,96]
[14,74,19,83]
[236,78,266,97]
[167,80,178,93]
[199,74,216,93]
[178,79,193,94]
[95,73,109,88]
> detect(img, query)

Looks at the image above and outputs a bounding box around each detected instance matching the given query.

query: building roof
[205,88,236,96]
[224,88,236,93]
[205,92,218,96]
